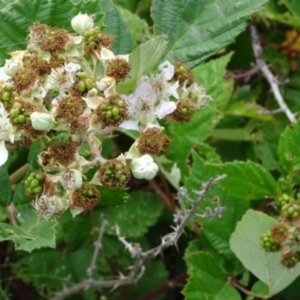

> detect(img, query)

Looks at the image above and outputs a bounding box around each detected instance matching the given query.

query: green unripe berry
[117,100,124,107]
[76,72,86,80]
[85,78,94,91]
[10,109,19,118]
[30,179,39,189]
[119,175,126,182]
[2,91,10,101]
[36,174,44,181]
[105,111,112,118]
[77,80,86,92]
[181,108,188,115]
[112,107,119,117]
[32,186,42,194]
[17,115,26,123]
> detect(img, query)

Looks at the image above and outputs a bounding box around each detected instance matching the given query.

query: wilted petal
[82,88,103,109]
[155,100,176,119]
[100,47,115,60]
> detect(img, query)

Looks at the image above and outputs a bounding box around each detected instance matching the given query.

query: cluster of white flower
[0,13,211,219]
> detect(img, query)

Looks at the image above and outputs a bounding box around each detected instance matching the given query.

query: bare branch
[250,25,296,123]
[50,174,226,300]
[86,215,108,279]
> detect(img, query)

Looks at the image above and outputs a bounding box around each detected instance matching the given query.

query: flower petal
[119,120,140,131]
[0,140,8,167]
[155,100,176,119]
[100,47,115,60]
[158,60,174,81]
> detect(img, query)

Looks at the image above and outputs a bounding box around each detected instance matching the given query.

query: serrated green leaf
[186,152,277,200]
[278,121,300,172]
[116,35,168,94]
[218,161,278,200]
[251,281,270,298]
[225,101,273,121]
[101,0,133,54]
[0,167,12,206]
[116,6,148,47]
[102,191,162,238]
[260,1,300,28]
[152,0,268,68]
[230,210,300,296]
[14,250,70,290]
[166,105,216,176]
[28,140,43,169]
[202,190,250,256]
[193,53,234,110]
[0,0,131,64]
[211,128,259,141]
[183,251,241,300]
[0,213,57,251]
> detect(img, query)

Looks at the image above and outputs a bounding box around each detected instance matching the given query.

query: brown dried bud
[95,94,128,128]
[171,100,197,123]
[84,27,113,55]
[173,62,194,85]
[98,159,131,190]
[137,127,171,156]
[71,182,100,210]
[106,58,131,82]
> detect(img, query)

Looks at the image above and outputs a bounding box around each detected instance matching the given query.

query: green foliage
[0,167,12,205]
[152,0,269,68]
[0,0,132,63]
[0,211,57,251]
[102,191,163,238]
[117,35,168,93]
[230,210,300,297]
[183,252,242,300]
[278,120,300,172]
[0,0,299,299]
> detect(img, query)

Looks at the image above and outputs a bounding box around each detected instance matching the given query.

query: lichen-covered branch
[250,25,296,123]
[50,174,226,300]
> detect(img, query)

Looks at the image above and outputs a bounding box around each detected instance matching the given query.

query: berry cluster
[0,13,211,220]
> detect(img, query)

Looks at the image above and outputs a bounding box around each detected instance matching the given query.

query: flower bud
[30,111,53,131]
[131,154,159,180]
[60,169,83,191]
[71,13,94,35]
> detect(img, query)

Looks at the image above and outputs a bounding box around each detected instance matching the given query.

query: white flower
[46,62,80,97]
[131,154,159,180]
[141,74,179,100]
[71,13,94,35]
[120,82,176,131]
